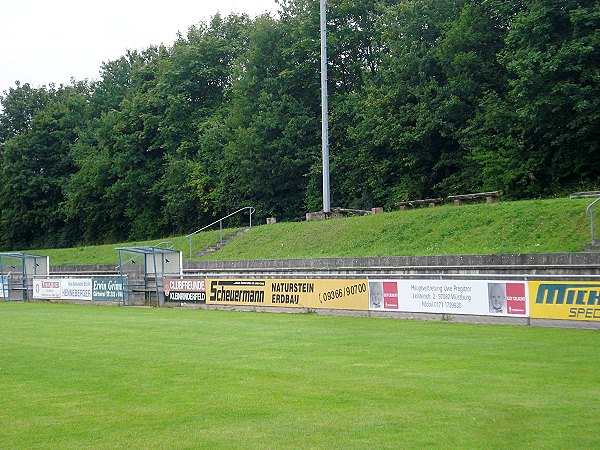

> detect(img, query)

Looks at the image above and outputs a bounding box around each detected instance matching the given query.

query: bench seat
[447,191,502,205]
[397,198,444,210]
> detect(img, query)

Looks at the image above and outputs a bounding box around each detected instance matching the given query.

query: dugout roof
[116,245,182,277]
[0,252,49,276]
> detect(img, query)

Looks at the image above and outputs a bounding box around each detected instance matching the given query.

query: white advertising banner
[33,279,61,299]
[0,276,8,298]
[60,278,93,301]
[368,279,528,317]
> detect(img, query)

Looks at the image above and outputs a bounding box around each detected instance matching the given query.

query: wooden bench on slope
[447,191,502,206]
[396,198,444,210]
[569,191,600,199]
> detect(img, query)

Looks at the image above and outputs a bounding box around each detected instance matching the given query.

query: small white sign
[61,278,93,301]
[33,279,61,299]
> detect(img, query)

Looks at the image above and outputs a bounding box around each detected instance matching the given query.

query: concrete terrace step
[586,239,600,252]
[193,228,250,257]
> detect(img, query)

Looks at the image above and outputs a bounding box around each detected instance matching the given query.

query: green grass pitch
[1,302,599,448]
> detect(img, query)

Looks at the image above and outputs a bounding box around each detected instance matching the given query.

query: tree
[218,12,321,220]
[501,0,600,194]
[0,84,91,249]
[0,82,51,146]
[63,47,167,242]
[154,14,251,233]
[465,0,600,197]
[347,0,471,207]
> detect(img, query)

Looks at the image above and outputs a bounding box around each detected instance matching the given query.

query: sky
[0,0,279,95]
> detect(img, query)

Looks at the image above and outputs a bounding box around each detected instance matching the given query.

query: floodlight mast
[320,0,331,213]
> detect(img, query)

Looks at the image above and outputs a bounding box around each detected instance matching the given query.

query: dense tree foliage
[0,0,598,250]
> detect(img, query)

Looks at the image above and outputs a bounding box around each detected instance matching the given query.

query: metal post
[152,249,160,307]
[592,205,595,243]
[117,250,126,306]
[21,255,28,301]
[0,255,4,301]
[586,197,600,246]
[320,0,331,213]
[179,251,183,277]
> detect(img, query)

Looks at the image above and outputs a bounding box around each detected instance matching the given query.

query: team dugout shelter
[116,245,182,306]
[0,252,49,301]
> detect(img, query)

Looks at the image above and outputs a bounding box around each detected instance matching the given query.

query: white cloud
[0,0,278,93]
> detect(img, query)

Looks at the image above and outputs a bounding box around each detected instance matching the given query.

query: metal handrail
[586,197,600,245]
[185,207,255,258]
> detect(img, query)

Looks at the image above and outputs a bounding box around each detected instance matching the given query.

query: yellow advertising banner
[529,281,600,321]
[205,278,369,311]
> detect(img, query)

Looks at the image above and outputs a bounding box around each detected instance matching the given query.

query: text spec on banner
[163,278,206,303]
[529,281,600,321]
[206,278,369,310]
[369,279,528,317]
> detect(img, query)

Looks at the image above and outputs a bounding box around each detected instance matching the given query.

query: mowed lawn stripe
[1,303,598,449]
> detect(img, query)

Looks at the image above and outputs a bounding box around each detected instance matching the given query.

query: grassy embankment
[31,197,595,265]
[1,302,599,449]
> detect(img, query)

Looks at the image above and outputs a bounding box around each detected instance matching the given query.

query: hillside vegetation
[1,1,598,251]
[33,197,596,266]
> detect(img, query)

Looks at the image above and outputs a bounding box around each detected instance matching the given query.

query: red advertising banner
[383,282,398,309]
[506,283,527,315]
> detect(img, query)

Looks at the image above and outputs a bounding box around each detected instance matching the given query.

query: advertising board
[92,277,124,301]
[529,281,600,321]
[163,278,207,303]
[205,278,369,310]
[0,276,8,298]
[33,279,61,299]
[61,278,93,301]
[368,279,528,317]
